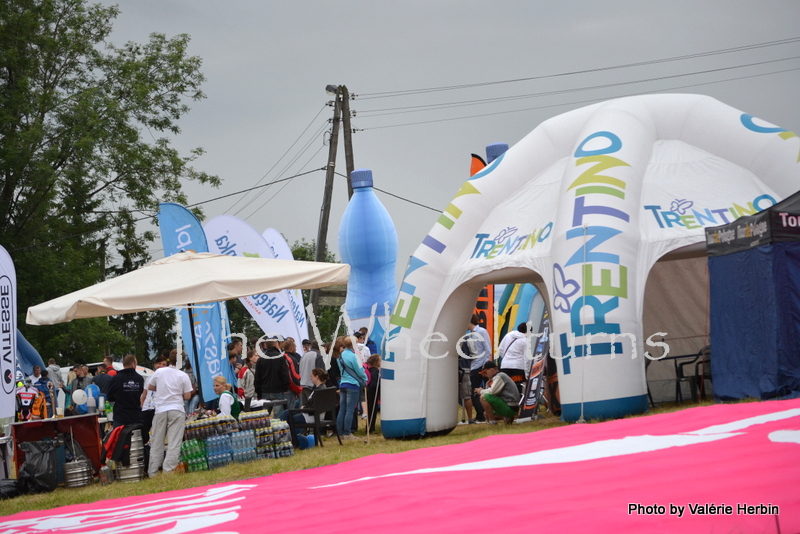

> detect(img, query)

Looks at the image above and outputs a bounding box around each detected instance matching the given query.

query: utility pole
[309,86,343,320]
[340,85,355,199]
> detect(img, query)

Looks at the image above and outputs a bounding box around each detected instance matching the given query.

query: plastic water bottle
[338,169,398,340]
[100,465,112,485]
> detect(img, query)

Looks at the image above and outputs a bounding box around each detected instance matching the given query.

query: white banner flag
[262,228,309,341]
[0,245,17,421]
[204,216,305,343]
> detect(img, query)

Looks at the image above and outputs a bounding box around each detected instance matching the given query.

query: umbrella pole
[175,310,183,369]
[186,305,204,403]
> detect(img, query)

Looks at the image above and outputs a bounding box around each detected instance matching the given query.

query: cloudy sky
[100,1,800,280]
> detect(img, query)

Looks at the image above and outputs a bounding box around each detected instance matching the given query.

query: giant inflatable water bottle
[338,169,398,346]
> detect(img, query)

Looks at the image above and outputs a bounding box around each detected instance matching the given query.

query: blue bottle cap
[351,169,373,189]
[486,143,509,163]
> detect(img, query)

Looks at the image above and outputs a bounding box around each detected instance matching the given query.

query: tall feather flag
[158,203,235,403]
[0,245,17,421]
[204,216,306,344]
[261,228,309,342]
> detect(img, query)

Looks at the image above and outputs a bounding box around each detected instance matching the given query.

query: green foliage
[0,0,219,363]
[290,238,337,263]
[225,299,261,346]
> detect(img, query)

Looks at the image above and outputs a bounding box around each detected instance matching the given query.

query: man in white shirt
[497,322,530,394]
[140,354,168,446]
[146,351,193,477]
[27,365,42,385]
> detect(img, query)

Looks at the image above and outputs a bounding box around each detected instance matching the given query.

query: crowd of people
[14,314,530,478]
[14,329,385,476]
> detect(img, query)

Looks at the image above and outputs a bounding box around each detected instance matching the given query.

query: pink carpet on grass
[2,399,799,533]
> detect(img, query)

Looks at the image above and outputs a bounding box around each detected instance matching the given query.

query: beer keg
[64,459,92,488]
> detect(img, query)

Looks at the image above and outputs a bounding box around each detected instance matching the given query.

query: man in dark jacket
[107,354,145,428]
[92,364,114,395]
[254,337,290,418]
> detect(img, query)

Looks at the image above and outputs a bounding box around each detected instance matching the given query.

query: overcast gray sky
[100,1,800,280]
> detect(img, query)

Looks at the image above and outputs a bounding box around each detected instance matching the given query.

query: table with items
[11,414,103,478]
[180,410,294,472]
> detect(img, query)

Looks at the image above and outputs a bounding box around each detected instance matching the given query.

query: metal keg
[115,464,144,483]
[64,459,93,488]
[128,429,144,466]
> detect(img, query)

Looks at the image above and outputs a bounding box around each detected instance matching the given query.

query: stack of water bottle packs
[238,410,272,430]
[205,433,233,469]
[256,420,294,459]
[183,414,240,440]
[179,410,293,471]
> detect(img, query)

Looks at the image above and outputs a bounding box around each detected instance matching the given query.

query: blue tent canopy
[707,191,800,400]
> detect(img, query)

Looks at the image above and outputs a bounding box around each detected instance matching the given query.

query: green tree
[0,0,219,363]
[290,238,348,342]
[225,299,260,347]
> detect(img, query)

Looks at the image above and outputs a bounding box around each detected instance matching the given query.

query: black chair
[676,346,710,403]
[690,346,712,401]
[286,387,341,447]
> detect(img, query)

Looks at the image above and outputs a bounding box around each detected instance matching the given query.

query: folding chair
[286,387,341,447]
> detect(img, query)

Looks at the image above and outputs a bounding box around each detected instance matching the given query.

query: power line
[358,36,800,99]
[357,55,800,118]
[333,171,440,212]
[224,104,327,216]
[374,186,440,212]
[237,119,329,221]
[362,64,800,131]
[188,168,325,208]
[241,143,327,222]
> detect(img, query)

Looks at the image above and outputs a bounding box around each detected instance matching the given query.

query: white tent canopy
[381,94,800,437]
[27,251,350,325]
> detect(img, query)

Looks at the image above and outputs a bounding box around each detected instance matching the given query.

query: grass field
[1,401,712,517]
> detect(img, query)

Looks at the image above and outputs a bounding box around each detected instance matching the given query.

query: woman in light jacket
[334,336,367,440]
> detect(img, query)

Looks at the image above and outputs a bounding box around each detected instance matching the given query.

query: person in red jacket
[283,339,303,410]
[104,356,117,377]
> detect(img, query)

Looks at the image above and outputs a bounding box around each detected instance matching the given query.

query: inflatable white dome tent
[381,94,800,438]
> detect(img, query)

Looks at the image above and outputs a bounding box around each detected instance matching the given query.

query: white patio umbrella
[27,251,350,325]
